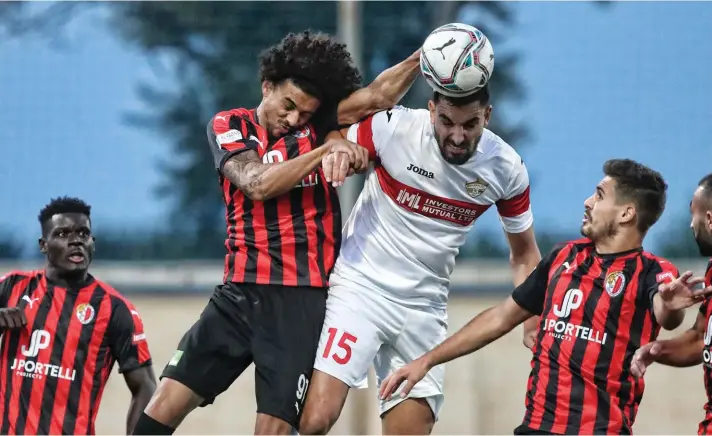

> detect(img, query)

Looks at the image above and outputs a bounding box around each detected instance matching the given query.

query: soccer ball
[420,23,495,98]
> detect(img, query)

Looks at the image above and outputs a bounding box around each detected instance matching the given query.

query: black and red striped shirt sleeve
[640,258,680,311]
[0,272,17,307]
[108,298,152,373]
[207,111,261,171]
[511,245,564,315]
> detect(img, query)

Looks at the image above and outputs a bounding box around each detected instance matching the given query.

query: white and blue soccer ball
[420,23,495,98]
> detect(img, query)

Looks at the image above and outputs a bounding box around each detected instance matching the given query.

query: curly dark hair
[38,196,91,229]
[259,30,363,112]
[603,159,667,234]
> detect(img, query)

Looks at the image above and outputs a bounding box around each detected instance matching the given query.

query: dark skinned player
[0,197,156,435]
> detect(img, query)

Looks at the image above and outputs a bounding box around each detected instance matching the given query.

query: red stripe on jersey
[223,180,247,283]
[375,164,490,226]
[699,261,712,435]
[20,282,65,435]
[496,185,531,217]
[250,195,271,283]
[301,183,322,287]
[47,284,98,435]
[526,245,587,429]
[0,276,32,432]
[356,115,378,160]
[552,256,605,433]
[319,182,337,284]
[76,294,112,435]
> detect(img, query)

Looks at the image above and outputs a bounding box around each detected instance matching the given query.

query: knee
[298,409,337,435]
[145,378,204,428]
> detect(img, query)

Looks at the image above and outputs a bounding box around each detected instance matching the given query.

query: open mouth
[445,143,467,155]
[68,251,85,264]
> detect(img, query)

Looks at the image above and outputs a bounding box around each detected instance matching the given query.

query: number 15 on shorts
[322,327,358,365]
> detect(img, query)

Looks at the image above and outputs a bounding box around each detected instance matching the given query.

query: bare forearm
[653,295,686,330]
[655,330,704,367]
[126,389,153,434]
[424,304,517,369]
[337,49,420,125]
[222,148,328,201]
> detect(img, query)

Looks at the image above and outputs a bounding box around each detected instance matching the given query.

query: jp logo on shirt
[703,315,712,366]
[545,288,607,345]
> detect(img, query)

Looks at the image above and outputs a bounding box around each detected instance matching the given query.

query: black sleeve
[639,258,680,313]
[511,246,563,315]
[0,273,16,308]
[207,112,261,171]
[108,298,152,373]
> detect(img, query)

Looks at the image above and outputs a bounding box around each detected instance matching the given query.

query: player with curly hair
[132,31,421,435]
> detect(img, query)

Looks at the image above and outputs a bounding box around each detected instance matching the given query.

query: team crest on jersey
[605,271,626,297]
[465,178,489,198]
[292,126,311,138]
[75,303,95,325]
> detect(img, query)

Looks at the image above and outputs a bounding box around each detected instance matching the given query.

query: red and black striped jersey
[0,270,151,435]
[697,260,712,435]
[511,238,679,435]
[207,108,341,288]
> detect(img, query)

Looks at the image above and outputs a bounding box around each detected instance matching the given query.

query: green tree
[0,1,610,259]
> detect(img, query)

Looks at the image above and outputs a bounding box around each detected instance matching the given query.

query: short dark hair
[38,196,91,228]
[698,173,712,204]
[259,30,362,110]
[433,84,490,107]
[603,159,667,234]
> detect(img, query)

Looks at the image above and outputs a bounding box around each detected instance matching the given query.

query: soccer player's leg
[134,284,253,434]
[378,305,447,435]
[297,284,384,435]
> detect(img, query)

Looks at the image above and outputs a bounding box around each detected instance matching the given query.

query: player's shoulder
[0,270,42,284]
[553,238,595,257]
[93,278,138,311]
[478,129,524,166]
[370,105,429,131]
[640,251,679,280]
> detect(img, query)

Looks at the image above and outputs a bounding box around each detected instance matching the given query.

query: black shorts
[161,282,327,427]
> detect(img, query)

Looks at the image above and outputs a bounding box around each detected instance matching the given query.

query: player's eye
[57,231,67,238]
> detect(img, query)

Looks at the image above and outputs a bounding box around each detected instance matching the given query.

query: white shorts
[313,282,447,419]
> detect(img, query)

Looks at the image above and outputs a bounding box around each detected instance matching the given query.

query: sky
[0,2,710,256]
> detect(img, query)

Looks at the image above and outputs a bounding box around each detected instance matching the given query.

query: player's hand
[657,271,712,311]
[322,139,369,187]
[523,330,537,350]
[630,341,661,378]
[0,307,27,329]
[379,357,429,401]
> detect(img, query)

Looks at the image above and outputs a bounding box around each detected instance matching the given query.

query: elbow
[659,311,685,331]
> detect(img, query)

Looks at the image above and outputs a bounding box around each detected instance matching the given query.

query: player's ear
[38,238,47,254]
[484,105,492,125]
[261,80,274,98]
[428,100,436,124]
[620,204,637,226]
[706,210,712,231]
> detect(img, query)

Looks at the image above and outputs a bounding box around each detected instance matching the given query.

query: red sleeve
[109,298,152,373]
[354,115,378,161]
[207,111,262,170]
[0,272,19,308]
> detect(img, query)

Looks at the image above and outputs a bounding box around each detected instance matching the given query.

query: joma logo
[407,164,434,179]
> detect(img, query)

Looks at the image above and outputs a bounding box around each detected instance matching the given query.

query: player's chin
[579,223,593,238]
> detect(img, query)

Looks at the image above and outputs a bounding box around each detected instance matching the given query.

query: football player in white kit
[298,85,543,435]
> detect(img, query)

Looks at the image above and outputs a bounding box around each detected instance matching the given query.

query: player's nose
[285,111,299,128]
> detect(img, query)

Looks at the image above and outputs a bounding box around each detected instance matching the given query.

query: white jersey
[332,105,533,309]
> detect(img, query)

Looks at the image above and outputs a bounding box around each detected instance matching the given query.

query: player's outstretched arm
[123,366,157,434]
[653,271,712,330]
[631,311,706,378]
[336,49,420,126]
[379,296,533,400]
[222,138,367,199]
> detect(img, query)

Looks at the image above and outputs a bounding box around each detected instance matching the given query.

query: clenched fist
[0,307,27,329]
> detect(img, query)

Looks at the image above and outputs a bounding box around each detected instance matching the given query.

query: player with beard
[379,160,712,435]
[0,197,155,435]
[629,173,712,435]
[299,85,543,435]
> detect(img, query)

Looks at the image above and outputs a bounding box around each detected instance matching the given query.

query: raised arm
[337,49,420,126]
[208,114,367,200]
